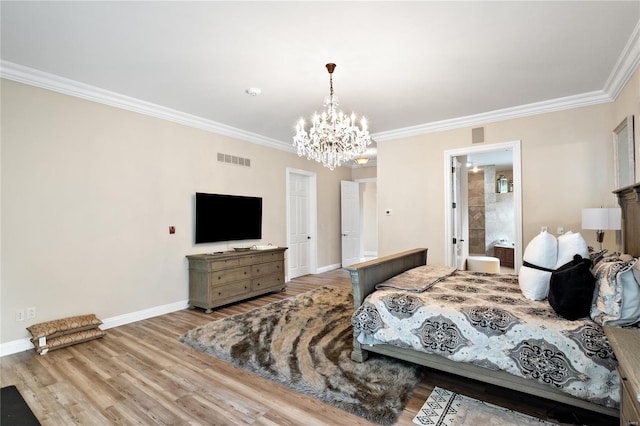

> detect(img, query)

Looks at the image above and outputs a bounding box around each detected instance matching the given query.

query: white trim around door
[443,140,523,272]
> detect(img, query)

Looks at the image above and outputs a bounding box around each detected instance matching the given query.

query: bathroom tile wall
[468,170,486,255]
[468,166,515,256]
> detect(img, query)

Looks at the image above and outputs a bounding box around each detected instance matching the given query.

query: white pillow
[519,231,558,300]
[555,231,589,268]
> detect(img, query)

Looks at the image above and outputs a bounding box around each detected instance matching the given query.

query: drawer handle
[256,269,260,273]
[256,283,261,286]
[218,292,222,296]
[218,276,222,280]
[244,271,247,275]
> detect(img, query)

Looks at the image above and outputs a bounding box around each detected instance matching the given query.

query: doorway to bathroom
[444,141,523,273]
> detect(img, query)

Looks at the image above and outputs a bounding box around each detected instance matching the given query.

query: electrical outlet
[16,309,24,322]
[27,306,36,319]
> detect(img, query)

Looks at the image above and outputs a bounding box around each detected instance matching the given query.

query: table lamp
[581,207,622,251]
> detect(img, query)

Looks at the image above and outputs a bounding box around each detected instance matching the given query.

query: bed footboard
[344,248,428,362]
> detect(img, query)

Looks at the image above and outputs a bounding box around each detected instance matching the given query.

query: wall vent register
[217,152,251,167]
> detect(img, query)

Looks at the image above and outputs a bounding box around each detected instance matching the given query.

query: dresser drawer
[252,273,284,292]
[253,251,285,264]
[210,266,250,283]
[251,261,283,276]
[207,258,241,271]
[209,280,251,302]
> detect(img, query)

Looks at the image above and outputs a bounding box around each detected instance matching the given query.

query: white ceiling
[2,1,639,160]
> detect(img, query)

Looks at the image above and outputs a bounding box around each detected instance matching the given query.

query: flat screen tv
[195,192,262,243]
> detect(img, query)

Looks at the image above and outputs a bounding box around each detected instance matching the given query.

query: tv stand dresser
[187,247,287,313]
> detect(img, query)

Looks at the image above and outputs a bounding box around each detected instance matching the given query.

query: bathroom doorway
[444,141,523,273]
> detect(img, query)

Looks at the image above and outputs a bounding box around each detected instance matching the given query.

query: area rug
[1,385,41,426]
[413,386,556,426]
[180,286,422,425]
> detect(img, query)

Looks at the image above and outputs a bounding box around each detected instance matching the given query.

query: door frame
[443,140,523,272]
[286,168,318,280]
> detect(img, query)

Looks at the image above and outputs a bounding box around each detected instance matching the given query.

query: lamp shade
[582,208,622,230]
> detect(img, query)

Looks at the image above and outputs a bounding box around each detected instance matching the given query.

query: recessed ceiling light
[245,87,262,97]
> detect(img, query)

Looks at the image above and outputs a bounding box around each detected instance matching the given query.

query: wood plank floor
[1,269,618,425]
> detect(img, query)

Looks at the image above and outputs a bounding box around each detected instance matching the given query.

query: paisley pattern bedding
[351,270,620,408]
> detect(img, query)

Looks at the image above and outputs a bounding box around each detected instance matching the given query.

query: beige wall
[378,68,639,264]
[351,165,377,180]
[1,80,351,343]
[2,67,638,345]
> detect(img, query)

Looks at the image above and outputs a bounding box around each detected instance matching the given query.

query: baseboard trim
[0,338,34,357]
[100,300,189,330]
[0,299,189,357]
[317,263,341,274]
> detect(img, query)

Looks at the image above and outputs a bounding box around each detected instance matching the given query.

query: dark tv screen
[195,192,262,243]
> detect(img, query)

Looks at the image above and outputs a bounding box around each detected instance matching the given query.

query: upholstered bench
[466,256,500,273]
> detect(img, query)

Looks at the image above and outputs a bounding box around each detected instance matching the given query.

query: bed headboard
[344,248,428,308]
[614,182,640,258]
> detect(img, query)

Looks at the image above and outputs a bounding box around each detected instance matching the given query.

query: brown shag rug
[180,286,422,425]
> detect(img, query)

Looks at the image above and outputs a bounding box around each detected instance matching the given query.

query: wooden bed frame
[346,184,640,417]
[346,248,619,417]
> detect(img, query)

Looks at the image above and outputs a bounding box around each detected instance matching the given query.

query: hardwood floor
[1,269,617,425]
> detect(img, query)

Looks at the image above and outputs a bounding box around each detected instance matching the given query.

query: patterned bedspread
[351,268,620,408]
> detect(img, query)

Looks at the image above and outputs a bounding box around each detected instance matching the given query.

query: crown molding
[604,19,640,100]
[3,16,639,149]
[374,19,640,142]
[0,60,295,154]
[372,90,613,142]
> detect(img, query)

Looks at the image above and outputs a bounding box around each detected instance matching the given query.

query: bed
[346,183,640,418]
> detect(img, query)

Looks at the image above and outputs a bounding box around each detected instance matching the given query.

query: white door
[288,172,312,278]
[341,180,361,267]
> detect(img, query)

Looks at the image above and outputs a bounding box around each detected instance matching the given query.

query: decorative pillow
[27,314,104,355]
[555,231,589,269]
[588,247,608,269]
[27,314,102,340]
[548,255,595,320]
[591,256,640,326]
[519,231,557,300]
[32,328,106,355]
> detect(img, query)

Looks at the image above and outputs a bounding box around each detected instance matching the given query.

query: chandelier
[293,63,372,170]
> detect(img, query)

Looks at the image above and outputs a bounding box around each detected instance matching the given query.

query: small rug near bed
[180,286,422,425]
[413,386,556,426]
[1,385,41,426]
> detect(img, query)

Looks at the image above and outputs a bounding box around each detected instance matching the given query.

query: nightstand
[604,326,640,425]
